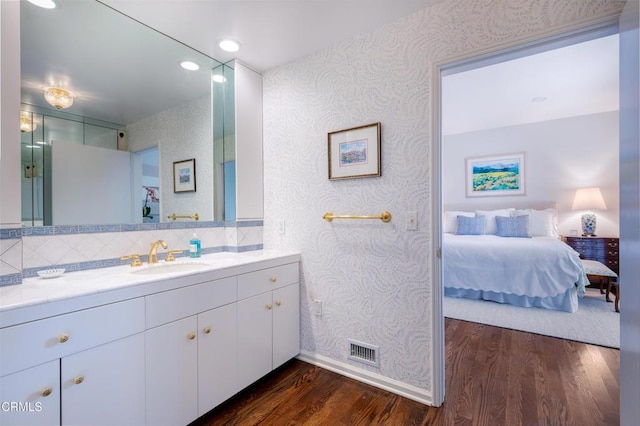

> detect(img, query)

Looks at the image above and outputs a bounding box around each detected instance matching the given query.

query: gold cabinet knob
[275,301,282,306]
[73,375,84,385]
[187,332,196,340]
[270,276,277,283]
[58,334,69,343]
[41,387,53,397]
[203,326,211,334]
[266,304,273,310]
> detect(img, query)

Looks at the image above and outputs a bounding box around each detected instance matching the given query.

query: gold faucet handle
[121,254,142,267]
[165,250,183,262]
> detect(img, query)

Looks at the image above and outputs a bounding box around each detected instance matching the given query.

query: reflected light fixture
[572,187,607,236]
[212,74,227,83]
[20,111,37,133]
[27,0,56,9]
[44,87,74,109]
[180,61,199,71]
[219,39,241,52]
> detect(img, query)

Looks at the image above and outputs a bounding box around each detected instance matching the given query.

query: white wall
[126,95,214,222]
[262,0,624,403]
[443,112,620,237]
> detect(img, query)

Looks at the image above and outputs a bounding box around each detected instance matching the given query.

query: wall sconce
[20,111,37,133]
[43,87,74,109]
[572,187,607,236]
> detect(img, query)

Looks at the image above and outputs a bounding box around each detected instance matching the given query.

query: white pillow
[443,211,474,233]
[475,208,514,235]
[511,208,557,237]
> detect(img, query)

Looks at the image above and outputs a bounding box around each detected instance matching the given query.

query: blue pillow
[456,215,485,235]
[496,215,530,238]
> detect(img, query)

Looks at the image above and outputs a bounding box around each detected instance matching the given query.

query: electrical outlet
[407,211,418,231]
[278,219,286,235]
[313,299,322,316]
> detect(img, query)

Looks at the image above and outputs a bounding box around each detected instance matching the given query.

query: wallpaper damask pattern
[262,0,623,394]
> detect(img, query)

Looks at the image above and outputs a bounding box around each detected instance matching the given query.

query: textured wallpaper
[262,0,624,393]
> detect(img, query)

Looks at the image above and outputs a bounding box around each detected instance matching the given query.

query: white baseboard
[296,350,433,406]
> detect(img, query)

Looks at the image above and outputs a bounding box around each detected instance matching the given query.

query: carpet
[444,288,619,348]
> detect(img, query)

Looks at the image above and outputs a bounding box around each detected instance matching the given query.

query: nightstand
[564,236,619,274]
[565,236,620,307]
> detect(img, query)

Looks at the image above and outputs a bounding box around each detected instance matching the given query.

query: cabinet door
[61,333,145,426]
[146,316,198,426]
[198,303,238,416]
[237,292,273,390]
[0,360,60,426]
[273,284,300,369]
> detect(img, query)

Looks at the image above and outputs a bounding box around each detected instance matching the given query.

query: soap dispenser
[190,232,201,258]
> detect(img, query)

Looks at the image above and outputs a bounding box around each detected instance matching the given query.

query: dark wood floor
[191,318,620,425]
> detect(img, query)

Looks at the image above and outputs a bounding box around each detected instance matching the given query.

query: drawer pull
[275,301,282,306]
[270,276,277,283]
[58,334,69,343]
[187,332,196,340]
[73,375,84,385]
[266,304,273,310]
[41,387,53,397]
[203,326,211,334]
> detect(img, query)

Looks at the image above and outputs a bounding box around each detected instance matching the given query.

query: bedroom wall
[443,111,620,237]
[261,0,624,403]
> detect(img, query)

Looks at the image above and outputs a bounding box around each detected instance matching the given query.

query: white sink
[130,261,211,275]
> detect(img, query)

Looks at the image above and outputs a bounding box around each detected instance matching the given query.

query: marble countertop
[0,250,300,327]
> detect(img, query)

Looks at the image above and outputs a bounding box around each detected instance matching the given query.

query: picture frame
[173,158,196,193]
[465,152,525,197]
[328,122,381,180]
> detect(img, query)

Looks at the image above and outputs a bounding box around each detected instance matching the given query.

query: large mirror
[20,0,229,226]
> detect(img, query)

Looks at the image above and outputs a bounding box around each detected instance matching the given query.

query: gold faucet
[148,240,168,264]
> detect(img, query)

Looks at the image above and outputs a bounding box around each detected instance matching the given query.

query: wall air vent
[347,339,380,368]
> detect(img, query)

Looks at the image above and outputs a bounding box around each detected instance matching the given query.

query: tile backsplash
[0,221,263,286]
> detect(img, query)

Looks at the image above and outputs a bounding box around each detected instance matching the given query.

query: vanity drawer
[0,297,144,377]
[146,276,237,329]
[238,263,299,300]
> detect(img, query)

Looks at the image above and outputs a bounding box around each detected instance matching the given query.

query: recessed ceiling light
[180,61,199,71]
[532,96,547,102]
[27,0,56,9]
[212,74,227,83]
[219,39,241,53]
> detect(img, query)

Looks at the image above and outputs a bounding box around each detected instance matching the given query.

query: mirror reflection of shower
[140,148,160,223]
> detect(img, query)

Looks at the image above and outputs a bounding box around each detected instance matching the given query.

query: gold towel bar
[167,213,200,221]
[322,211,392,223]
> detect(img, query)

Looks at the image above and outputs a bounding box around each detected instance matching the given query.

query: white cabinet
[0,360,60,426]
[1,255,299,426]
[237,264,300,390]
[62,333,145,425]
[145,316,199,426]
[145,276,238,424]
[197,303,238,416]
[0,298,145,426]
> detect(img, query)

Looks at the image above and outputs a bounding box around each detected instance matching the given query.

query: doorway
[432,22,620,406]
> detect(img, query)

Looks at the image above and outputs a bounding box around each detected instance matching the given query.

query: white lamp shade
[572,187,607,211]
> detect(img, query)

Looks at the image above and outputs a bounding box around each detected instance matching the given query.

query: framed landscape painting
[328,122,381,180]
[465,152,525,197]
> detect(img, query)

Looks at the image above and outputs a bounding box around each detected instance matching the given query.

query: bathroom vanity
[0,250,300,426]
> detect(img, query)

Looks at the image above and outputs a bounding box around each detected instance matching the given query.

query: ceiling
[100,0,442,72]
[21,1,619,131]
[442,34,620,135]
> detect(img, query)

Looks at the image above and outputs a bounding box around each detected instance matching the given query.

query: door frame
[430,17,621,406]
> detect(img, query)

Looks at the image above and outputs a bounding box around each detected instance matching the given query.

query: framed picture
[328,122,381,180]
[173,158,196,193]
[465,152,525,197]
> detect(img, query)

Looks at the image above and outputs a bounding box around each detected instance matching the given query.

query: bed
[442,203,588,313]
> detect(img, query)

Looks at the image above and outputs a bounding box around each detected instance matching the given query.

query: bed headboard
[444,201,558,218]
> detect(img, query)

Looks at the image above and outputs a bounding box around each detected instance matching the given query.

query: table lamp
[572,187,607,236]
